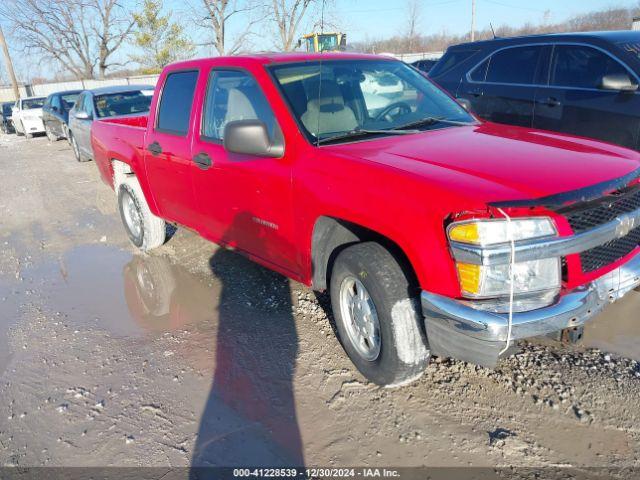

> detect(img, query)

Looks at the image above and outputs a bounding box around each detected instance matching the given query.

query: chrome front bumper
[422,252,640,367]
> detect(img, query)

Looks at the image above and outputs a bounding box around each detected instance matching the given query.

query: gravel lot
[0,133,639,475]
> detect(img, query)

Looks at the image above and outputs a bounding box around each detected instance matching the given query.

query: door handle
[147,141,162,156]
[538,97,561,107]
[193,152,212,170]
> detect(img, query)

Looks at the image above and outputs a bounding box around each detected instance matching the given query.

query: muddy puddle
[0,245,220,371]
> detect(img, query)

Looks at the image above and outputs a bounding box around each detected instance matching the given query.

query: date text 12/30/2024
[232,468,401,478]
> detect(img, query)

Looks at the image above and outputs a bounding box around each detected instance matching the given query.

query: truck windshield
[93,90,153,118]
[270,59,474,144]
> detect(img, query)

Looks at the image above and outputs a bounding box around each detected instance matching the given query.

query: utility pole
[0,24,20,100]
[470,0,476,42]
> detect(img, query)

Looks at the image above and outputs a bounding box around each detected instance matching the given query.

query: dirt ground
[0,132,639,475]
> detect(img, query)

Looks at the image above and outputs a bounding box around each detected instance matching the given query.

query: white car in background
[12,96,46,138]
[360,71,409,116]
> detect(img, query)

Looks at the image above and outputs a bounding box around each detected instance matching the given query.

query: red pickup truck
[91,53,640,387]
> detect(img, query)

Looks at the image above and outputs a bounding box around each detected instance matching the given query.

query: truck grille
[561,185,640,273]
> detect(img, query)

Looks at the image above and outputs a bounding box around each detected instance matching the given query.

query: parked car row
[1,85,154,163]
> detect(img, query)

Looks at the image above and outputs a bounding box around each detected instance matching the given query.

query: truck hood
[328,122,640,205]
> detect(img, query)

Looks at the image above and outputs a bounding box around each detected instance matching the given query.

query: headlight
[448,217,561,310]
[448,218,556,245]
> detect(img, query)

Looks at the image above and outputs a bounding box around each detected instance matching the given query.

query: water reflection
[123,255,217,332]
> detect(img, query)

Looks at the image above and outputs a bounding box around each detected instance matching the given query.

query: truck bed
[91,114,149,188]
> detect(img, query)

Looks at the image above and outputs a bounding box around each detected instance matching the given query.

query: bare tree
[403,0,422,52]
[195,0,260,55]
[271,0,316,51]
[0,0,134,79]
[93,0,136,78]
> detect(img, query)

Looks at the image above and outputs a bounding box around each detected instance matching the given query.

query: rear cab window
[156,70,199,135]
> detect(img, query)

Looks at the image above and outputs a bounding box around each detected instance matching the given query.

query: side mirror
[599,74,638,92]
[457,97,473,112]
[223,120,284,158]
[75,111,91,120]
[52,106,59,112]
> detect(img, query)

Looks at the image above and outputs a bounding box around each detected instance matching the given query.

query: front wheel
[69,132,83,161]
[329,242,430,387]
[117,178,166,251]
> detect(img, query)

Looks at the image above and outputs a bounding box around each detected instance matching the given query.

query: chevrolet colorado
[91,53,640,387]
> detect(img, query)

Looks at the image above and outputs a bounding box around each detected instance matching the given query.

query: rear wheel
[45,125,58,142]
[117,177,166,251]
[329,242,430,387]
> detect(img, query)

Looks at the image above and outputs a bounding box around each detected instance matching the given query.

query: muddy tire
[45,125,58,142]
[329,242,430,387]
[117,177,166,251]
[69,132,83,161]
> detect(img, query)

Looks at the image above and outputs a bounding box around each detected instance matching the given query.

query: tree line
[355,3,640,54]
[0,0,320,80]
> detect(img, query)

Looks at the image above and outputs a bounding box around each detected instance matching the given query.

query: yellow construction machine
[298,32,347,53]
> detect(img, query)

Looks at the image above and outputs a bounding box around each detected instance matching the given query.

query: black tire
[45,125,58,142]
[117,178,166,251]
[329,242,430,387]
[69,132,83,161]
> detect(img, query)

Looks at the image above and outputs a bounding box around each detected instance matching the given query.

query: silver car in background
[67,85,154,162]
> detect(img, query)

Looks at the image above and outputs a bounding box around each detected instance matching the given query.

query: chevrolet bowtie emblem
[616,215,637,238]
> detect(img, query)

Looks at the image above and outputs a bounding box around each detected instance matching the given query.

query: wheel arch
[311,216,419,293]
[111,158,162,218]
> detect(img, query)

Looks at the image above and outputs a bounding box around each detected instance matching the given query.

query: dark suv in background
[1,102,15,134]
[429,31,640,150]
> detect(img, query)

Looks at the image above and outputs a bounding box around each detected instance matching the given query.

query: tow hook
[547,326,585,344]
[560,326,584,344]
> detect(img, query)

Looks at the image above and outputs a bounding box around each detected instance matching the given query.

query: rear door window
[550,45,634,89]
[484,46,544,85]
[156,70,199,135]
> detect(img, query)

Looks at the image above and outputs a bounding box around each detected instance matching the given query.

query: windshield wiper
[392,116,478,131]
[317,127,419,145]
